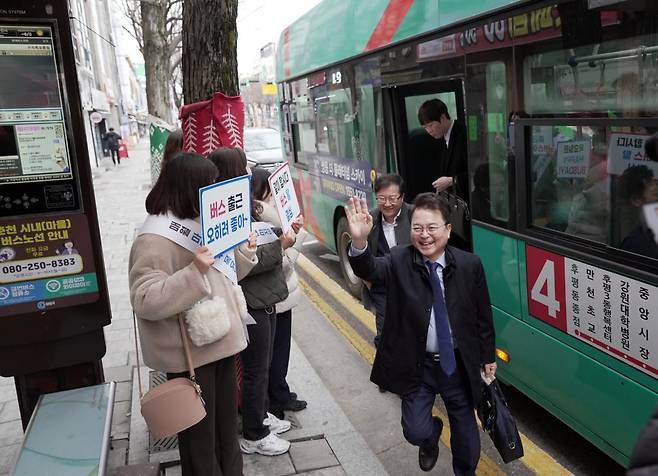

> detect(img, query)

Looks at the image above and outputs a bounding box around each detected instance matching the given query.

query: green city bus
[275,0,658,466]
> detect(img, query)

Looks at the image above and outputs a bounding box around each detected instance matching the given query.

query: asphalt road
[298,238,626,476]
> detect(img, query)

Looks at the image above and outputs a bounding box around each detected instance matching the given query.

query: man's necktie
[427,262,457,376]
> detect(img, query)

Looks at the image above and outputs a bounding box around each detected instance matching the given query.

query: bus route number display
[526,245,657,378]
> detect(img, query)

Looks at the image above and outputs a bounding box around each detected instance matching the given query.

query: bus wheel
[336,216,363,298]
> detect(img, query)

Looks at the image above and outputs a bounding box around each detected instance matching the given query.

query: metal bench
[11,382,116,476]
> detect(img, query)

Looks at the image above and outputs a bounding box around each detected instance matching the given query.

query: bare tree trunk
[182,0,239,103]
[142,1,171,120]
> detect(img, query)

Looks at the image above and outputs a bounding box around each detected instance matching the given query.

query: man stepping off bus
[418,99,468,202]
[346,193,496,475]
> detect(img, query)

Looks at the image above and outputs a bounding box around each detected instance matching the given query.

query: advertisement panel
[0,214,99,317]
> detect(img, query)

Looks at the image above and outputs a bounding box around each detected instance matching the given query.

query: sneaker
[264,412,291,434]
[270,398,307,417]
[239,432,290,456]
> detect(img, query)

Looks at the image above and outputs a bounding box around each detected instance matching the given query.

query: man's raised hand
[345,196,373,249]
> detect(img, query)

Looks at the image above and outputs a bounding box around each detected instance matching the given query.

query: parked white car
[243,128,285,172]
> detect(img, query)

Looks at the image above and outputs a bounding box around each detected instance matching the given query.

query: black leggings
[240,306,277,440]
[269,309,293,408]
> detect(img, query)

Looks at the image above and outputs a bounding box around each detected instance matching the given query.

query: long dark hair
[162,129,183,165]
[208,147,248,181]
[251,167,271,201]
[146,152,218,219]
[207,147,261,219]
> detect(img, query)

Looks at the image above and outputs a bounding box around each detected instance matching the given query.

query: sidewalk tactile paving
[289,439,339,473]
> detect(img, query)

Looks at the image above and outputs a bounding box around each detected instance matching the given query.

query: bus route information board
[526,245,657,378]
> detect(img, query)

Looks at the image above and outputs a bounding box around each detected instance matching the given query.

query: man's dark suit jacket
[349,244,495,405]
[361,202,412,307]
[444,120,469,202]
[406,121,468,202]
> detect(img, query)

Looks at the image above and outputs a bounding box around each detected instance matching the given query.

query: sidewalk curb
[128,366,150,465]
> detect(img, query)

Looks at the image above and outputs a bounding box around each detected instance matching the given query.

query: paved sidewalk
[0,139,387,475]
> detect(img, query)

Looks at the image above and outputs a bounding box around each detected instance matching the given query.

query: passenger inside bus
[617,165,658,259]
[565,145,610,243]
[471,163,507,228]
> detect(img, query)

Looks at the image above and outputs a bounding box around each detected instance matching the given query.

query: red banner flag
[180,92,245,157]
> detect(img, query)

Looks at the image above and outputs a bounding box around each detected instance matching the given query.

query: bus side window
[529,124,658,262]
[465,60,510,227]
[312,67,354,160]
[289,77,315,165]
[355,59,387,175]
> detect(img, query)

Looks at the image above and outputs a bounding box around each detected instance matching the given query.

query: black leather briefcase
[477,379,524,463]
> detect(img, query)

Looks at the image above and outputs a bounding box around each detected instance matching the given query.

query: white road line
[319,253,340,263]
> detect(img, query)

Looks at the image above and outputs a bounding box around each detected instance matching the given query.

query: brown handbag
[133,311,207,439]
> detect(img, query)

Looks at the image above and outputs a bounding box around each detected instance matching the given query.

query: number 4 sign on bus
[199,175,251,258]
[526,245,658,378]
[268,162,300,232]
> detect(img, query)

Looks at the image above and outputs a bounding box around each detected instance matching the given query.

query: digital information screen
[0,25,72,185]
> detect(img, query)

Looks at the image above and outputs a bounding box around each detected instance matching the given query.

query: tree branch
[122,0,144,52]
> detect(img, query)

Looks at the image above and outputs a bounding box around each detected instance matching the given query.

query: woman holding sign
[251,168,307,419]
[129,152,258,476]
[210,148,297,456]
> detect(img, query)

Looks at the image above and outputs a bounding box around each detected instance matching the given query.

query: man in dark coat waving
[346,193,496,475]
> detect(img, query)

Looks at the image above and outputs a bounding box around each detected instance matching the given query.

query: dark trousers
[240,306,276,441]
[166,357,242,476]
[370,287,386,349]
[401,353,480,476]
[110,148,120,164]
[269,309,293,408]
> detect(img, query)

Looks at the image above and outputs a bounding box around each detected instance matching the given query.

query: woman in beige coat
[130,152,257,476]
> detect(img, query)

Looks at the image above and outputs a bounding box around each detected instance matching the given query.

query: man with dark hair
[346,192,496,475]
[364,173,412,349]
[417,99,468,202]
[104,127,122,165]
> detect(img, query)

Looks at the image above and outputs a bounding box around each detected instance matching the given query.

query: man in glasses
[346,192,496,475]
[364,174,412,350]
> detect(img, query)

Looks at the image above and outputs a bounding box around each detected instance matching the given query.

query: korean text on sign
[526,245,658,379]
[199,175,251,258]
[556,140,590,179]
[268,162,300,232]
[607,133,658,176]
